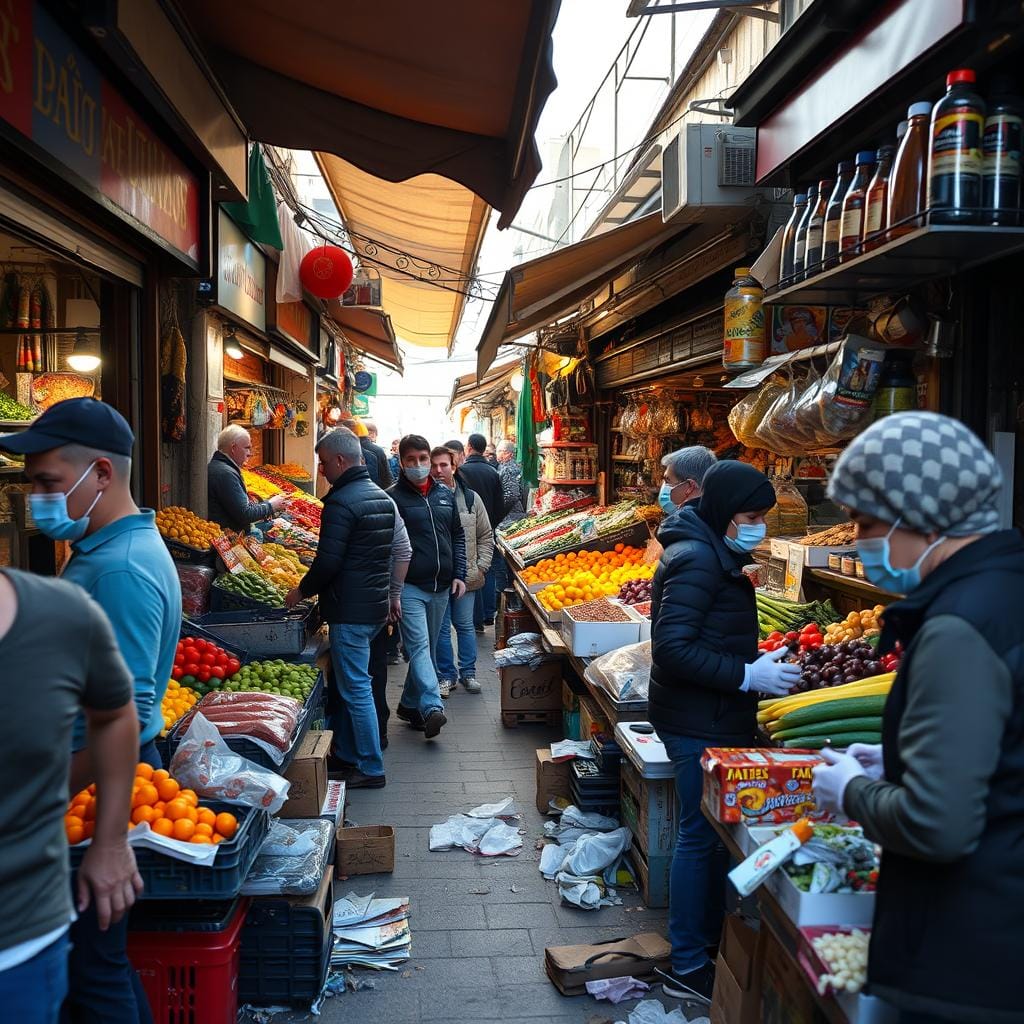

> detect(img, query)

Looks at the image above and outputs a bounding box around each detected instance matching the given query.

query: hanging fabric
[516,364,539,489]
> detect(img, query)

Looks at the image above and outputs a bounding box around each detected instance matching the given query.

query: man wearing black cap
[0,397,181,1023]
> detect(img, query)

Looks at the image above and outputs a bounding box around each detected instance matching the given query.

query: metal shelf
[540,478,597,486]
[612,454,646,462]
[765,224,1024,307]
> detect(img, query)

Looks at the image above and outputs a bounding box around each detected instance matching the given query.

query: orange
[171,818,195,842]
[194,823,213,838]
[132,784,159,809]
[156,778,180,802]
[153,801,166,815]
[66,824,85,845]
[82,798,96,821]
[136,763,154,780]
[185,806,198,824]
[152,768,170,784]
[65,813,84,830]
[165,799,190,821]
[179,789,198,807]
[152,818,174,837]
[212,834,224,844]
[214,812,238,839]
[189,835,212,845]
[197,808,216,827]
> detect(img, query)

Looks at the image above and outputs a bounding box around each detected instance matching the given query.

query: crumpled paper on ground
[586,976,650,1004]
[430,814,522,857]
[618,999,710,1024]
[467,797,518,819]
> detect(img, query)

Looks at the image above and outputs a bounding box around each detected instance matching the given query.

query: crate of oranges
[156,506,222,565]
[66,764,270,899]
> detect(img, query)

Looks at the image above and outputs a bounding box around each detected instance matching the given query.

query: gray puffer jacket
[454,483,493,592]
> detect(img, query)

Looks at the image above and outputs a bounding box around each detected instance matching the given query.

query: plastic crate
[70,802,270,900]
[210,579,288,615]
[128,894,248,1024]
[164,536,216,568]
[179,619,249,664]
[194,606,317,657]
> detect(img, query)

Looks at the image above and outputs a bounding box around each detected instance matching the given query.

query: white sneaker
[438,678,454,699]
[461,676,481,694]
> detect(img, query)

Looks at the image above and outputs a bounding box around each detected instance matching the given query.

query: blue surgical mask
[403,465,430,483]
[724,519,766,554]
[657,483,678,516]
[856,518,945,594]
[29,461,102,542]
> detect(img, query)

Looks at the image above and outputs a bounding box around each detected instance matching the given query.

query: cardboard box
[535,748,572,814]
[561,607,641,657]
[701,748,827,824]
[281,730,332,819]
[711,915,764,1024]
[760,926,817,1024]
[336,824,395,877]
[499,660,562,713]
[579,695,610,739]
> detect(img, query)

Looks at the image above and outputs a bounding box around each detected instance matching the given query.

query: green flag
[516,370,539,488]
[223,147,284,250]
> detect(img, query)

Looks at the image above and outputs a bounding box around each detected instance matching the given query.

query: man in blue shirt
[0,397,181,1024]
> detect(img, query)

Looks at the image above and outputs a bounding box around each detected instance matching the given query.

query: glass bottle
[779,193,807,283]
[823,161,855,269]
[888,102,932,240]
[722,267,766,371]
[928,68,986,224]
[862,146,896,251]
[838,150,877,262]
[982,77,1023,226]
[802,178,833,278]
[792,183,817,279]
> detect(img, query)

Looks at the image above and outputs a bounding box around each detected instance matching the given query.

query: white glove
[846,743,884,781]
[812,747,866,815]
[741,647,801,696]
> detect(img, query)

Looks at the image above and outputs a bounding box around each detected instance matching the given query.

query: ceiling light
[67,329,101,373]
[224,325,244,361]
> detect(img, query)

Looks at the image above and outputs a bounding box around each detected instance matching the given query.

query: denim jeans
[398,583,448,717]
[328,622,385,777]
[1,931,69,1024]
[369,623,390,741]
[436,590,478,680]
[660,732,731,974]
[473,561,497,626]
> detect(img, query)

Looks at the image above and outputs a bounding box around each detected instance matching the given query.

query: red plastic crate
[128,898,249,1024]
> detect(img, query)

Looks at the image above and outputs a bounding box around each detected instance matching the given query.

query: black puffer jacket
[297,465,394,625]
[360,437,393,488]
[458,455,503,535]
[388,475,467,593]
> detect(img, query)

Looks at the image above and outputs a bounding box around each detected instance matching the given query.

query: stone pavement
[277,629,701,1024]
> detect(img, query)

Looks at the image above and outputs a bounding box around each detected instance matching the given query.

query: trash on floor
[586,975,651,1004]
[430,813,523,856]
[545,933,672,996]
[330,892,412,970]
[493,632,550,668]
[618,999,710,1024]
[551,739,597,761]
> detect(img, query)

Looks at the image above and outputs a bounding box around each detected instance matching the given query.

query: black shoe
[656,963,715,1003]
[423,709,447,739]
[396,705,425,730]
[380,735,389,750]
[483,619,494,627]
[345,770,386,789]
[327,754,356,776]
[387,654,400,665]
[474,624,484,634]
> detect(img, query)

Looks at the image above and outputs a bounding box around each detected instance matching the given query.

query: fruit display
[284,496,322,531]
[525,545,653,613]
[823,606,884,643]
[242,468,284,500]
[756,593,841,639]
[213,570,286,608]
[510,501,642,562]
[267,462,312,481]
[790,639,884,692]
[222,659,318,702]
[813,929,871,996]
[758,621,825,655]
[64,764,238,846]
[156,507,222,549]
[258,543,307,591]
[0,392,34,421]
[618,577,652,606]
[248,465,301,493]
[160,681,199,736]
[172,636,242,695]
[265,520,318,561]
[498,499,596,540]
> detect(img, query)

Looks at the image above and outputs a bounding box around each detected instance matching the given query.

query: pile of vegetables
[213,570,286,608]
[791,638,885,693]
[781,824,879,894]
[0,392,34,421]
[823,606,884,643]
[813,929,870,996]
[757,592,841,639]
[498,501,594,540]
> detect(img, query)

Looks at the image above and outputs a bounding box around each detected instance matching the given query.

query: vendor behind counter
[208,424,287,531]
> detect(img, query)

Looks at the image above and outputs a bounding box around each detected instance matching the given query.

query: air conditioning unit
[661,124,769,223]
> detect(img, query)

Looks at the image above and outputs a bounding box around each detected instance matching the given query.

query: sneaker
[327,754,356,776]
[656,963,715,1003]
[483,619,495,627]
[423,709,447,739]
[396,705,425,730]
[438,678,454,699]
[474,623,484,634]
[387,654,400,665]
[460,676,481,694]
[344,770,386,789]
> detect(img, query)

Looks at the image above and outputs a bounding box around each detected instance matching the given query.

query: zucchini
[782,731,883,749]
[772,716,882,741]
[778,694,888,730]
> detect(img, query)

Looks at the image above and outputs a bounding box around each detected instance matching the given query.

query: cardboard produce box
[499,660,562,713]
[579,695,610,739]
[336,824,395,877]
[535,748,572,814]
[711,915,763,1024]
[281,730,332,819]
[761,925,817,1024]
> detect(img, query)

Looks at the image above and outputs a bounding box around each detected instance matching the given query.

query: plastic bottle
[823,161,855,269]
[728,818,814,897]
[928,69,986,224]
[874,350,917,419]
[982,78,1023,226]
[887,102,933,240]
[838,151,877,262]
[792,183,817,279]
[779,193,808,283]
[723,268,766,371]
[803,178,833,278]
[862,146,897,251]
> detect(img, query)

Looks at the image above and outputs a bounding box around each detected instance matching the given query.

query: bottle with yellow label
[723,268,766,370]
[928,68,986,224]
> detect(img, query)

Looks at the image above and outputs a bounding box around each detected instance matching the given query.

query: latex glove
[812,747,866,815]
[740,647,801,695]
[846,742,884,781]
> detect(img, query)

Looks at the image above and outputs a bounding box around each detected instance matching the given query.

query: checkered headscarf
[828,412,1003,537]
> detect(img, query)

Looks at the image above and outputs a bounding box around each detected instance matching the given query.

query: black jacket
[360,437,393,489]
[298,465,394,625]
[851,530,1024,1022]
[207,451,272,531]
[387,475,467,593]
[458,455,503,535]
[648,506,759,742]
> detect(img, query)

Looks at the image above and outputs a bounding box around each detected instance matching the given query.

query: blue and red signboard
[0,0,201,263]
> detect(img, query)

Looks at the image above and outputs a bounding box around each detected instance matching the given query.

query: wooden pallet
[500,709,561,729]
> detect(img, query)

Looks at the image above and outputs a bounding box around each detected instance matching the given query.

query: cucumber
[772,716,883,741]
[778,694,887,730]
[782,731,882,749]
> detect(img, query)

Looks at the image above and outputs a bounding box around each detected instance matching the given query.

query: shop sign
[351,393,370,416]
[0,0,201,264]
[354,370,376,395]
[275,300,317,353]
[218,209,266,332]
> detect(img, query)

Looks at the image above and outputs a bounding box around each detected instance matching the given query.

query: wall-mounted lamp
[224,325,244,361]
[67,329,101,373]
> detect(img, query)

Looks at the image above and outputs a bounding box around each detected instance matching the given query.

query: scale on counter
[614,721,675,780]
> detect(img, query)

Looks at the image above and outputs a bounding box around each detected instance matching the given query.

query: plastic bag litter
[467,797,518,819]
[550,740,596,761]
[555,871,605,910]
[429,815,523,857]
[478,822,524,857]
[559,805,619,832]
[241,818,335,896]
[584,642,652,701]
[587,976,650,1004]
[563,827,632,882]
[170,712,290,812]
[622,999,709,1024]
[539,842,566,878]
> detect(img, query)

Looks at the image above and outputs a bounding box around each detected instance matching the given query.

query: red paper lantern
[299,244,354,299]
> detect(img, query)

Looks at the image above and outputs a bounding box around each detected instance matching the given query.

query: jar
[855,559,866,579]
[841,555,857,576]
[827,552,843,572]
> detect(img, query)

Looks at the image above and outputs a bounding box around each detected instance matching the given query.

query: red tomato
[209,665,225,679]
[806,636,824,648]
[767,631,783,641]
[183,662,200,677]
[763,640,782,652]
[215,651,229,667]
[800,623,821,635]
[226,658,241,676]
[784,631,799,642]
[199,652,216,666]
[197,666,212,683]
[171,665,182,680]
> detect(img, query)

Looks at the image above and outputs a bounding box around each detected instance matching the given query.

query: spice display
[563,597,631,622]
[156,507,222,549]
[722,267,766,370]
[928,68,986,223]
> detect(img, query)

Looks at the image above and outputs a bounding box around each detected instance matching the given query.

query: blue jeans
[661,732,731,974]
[398,583,448,717]
[436,590,478,680]
[1,931,69,1024]
[473,563,497,626]
[328,622,385,777]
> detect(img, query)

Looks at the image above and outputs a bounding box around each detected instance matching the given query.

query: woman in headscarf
[812,412,1024,1024]
[649,461,799,1002]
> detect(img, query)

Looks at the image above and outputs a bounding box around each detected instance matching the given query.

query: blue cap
[0,398,135,456]
[856,150,876,164]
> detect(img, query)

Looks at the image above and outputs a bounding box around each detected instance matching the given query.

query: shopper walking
[811,412,1024,1024]
[207,424,288,530]
[285,428,393,788]
[657,446,717,517]
[458,433,503,630]
[430,446,493,696]
[0,569,142,1024]
[1,397,181,1024]
[388,439,401,485]
[388,435,467,739]
[342,418,393,488]
[649,461,792,1002]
